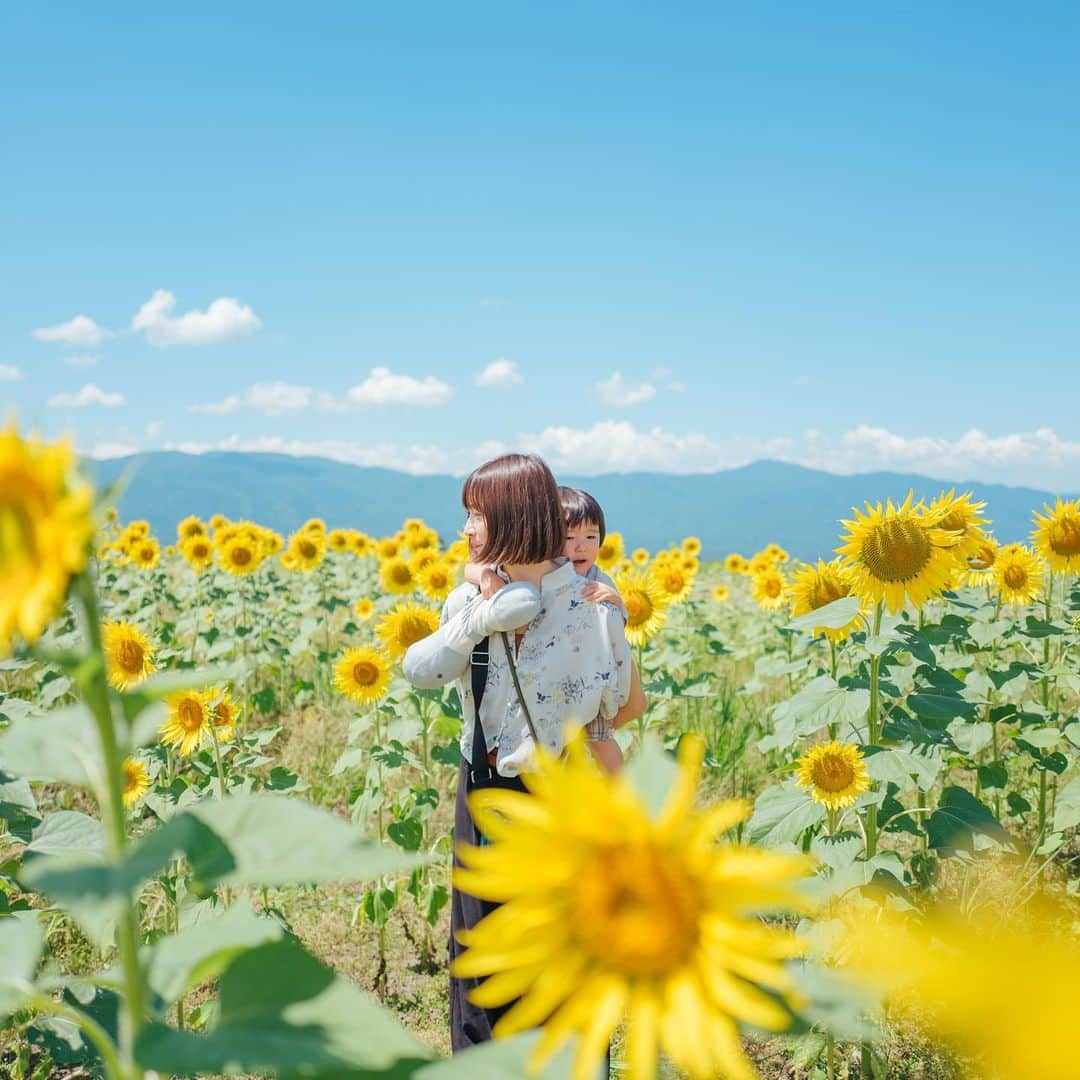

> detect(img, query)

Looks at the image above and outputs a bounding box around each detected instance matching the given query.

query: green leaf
[623,736,678,818]
[0,910,42,1017]
[144,901,283,1006]
[908,692,976,724]
[925,787,1012,855]
[1052,774,1080,833]
[862,746,942,792]
[135,939,433,1076]
[746,782,826,847]
[387,817,424,852]
[0,703,103,786]
[768,677,870,751]
[786,596,861,633]
[24,811,105,861]
[415,1031,579,1078]
[0,773,41,843]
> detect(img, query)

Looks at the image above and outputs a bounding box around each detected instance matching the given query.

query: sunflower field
[3,420,1080,1079]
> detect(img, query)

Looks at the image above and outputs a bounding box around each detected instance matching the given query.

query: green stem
[864,602,883,859]
[23,990,123,1080]
[210,729,227,799]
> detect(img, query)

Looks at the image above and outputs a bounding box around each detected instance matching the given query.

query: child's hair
[558,486,606,543]
[462,454,566,565]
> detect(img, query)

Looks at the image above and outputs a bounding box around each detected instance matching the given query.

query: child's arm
[463,560,506,599]
[611,660,646,730]
[581,579,628,620]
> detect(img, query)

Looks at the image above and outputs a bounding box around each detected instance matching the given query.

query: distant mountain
[85,452,1073,561]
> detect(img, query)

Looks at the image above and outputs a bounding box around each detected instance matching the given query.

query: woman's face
[463,509,488,562]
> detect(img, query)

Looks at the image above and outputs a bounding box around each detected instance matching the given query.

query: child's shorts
[585,716,615,741]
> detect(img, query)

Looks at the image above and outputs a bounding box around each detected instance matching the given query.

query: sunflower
[355,597,376,621]
[418,559,455,602]
[380,557,416,595]
[927,489,989,565]
[836,493,962,613]
[376,537,401,560]
[681,536,702,557]
[121,757,151,807]
[408,527,439,552]
[444,538,469,566]
[326,528,350,553]
[376,602,441,662]
[131,537,161,570]
[176,515,206,542]
[102,620,156,691]
[205,686,240,742]
[751,568,788,612]
[595,532,624,572]
[261,529,284,556]
[208,513,229,532]
[333,645,393,705]
[1031,497,1080,574]
[963,535,1000,588]
[126,520,150,540]
[285,529,326,573]
[631,547,650,566]
[748,551,775,576]
[0,423,94,656]
[993,543,1045,606]
[180,535,213,573]
[453,733,812,1080]
[650,560,694,605]
[765,543,789,564]
[350,531,375,558]
[217,534,262,577]
[614,570,668,647]
[787,559,862,641]
[723,553,746,574]
[409,549,438,574]
[711,584,729,603]
[160,688,213,756]
[796,741,870,811]
[301,518,326,536]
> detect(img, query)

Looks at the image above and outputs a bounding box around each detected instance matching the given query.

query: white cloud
[190,382,311,416]
[346,366,452,407]
[48,383,126,408]
[83,441,139,459]
[131,289,261,346]
[190,394,242,415]
[596,371,656,407]
[475,359,523,388]
[0,364,20,381]
[33,314,110,347]
[65,353,99,368]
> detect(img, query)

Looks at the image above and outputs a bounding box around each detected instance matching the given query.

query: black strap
[469,635,491,781]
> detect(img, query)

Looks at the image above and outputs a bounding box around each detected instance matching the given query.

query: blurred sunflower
[218,534,262,577]
[0,423,94,655]
[126,520,150,540]
[418,559,455,602]
[614,569,668,647]
[408,527,440,552]
[328,528,351,553]
[376,602,440,661]
[286,530,326,573]
[927,490,989,564]
[1031,497,1080,574]
[993,543,1044,606]
[121,757,151,808]
[836,493,961,613]
[751,568,788,612]
[796,742,869,811]
[131,537,161,570]
[208,513,229,532]
[102,620,156,691]
[681,536,702,557]
[409,549,438,574]
[963,535,1000,588]
[355,597,376,621]
[765,543,789,564]
[380,556,416,595]
[631,547,650,566]
[301,517,326,536]
[595,532,624,571]
[376,536,401,560]
[176,515,207,542]
[160,688,212,756]
[651,560,694,605]
[444,538,469,566]
[205,686,240,742]
[333,645,393,704]
[453,733,812,1080]
[711,584,729,602]
[348,531,373,558]
[724,552,748,575]
[787,559,861,641]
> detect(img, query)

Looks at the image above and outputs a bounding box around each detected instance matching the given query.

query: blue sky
[3,3,1078,490]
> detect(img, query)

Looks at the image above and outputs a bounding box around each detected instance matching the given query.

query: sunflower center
[970,545,996,570]
[663,571,684,593]
[1003,565,1028,590]
[122,761,141,792]
[352,660,379,686]
[430,571,447,588]
[624,592,652,626]
[764,576,782,599]
[860,519,931,582]
[400,617,432,648]
[573,845,702,977]
[0,500,37,572]
[807,576,846,610]
[1049,518,1080,558]
[298,539,317,559]
[391,564,412,585]
[230,546,253,566]
[811,754,855,793]
[177,698,204,733]
[212,703,233,727]
[599,544,615,561]
[116,639,145,674]
[936,510,968,534]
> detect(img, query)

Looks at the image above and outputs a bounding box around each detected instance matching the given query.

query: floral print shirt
[442,557,633,776]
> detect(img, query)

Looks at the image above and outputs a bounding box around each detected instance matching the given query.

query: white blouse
[442,557,633,776]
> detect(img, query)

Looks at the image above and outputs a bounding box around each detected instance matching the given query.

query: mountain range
[85,452,1072,562]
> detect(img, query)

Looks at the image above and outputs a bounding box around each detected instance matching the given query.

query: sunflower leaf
[0,911,43,1018]
[747,782,826,847]
[786,596,861,633]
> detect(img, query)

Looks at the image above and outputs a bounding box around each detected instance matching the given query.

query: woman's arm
[611,659,646,729]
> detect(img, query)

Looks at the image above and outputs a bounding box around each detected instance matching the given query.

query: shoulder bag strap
[498,631,540,744]
[469,636,491,779]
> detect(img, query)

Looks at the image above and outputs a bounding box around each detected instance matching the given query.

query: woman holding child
[403,452,646,1052]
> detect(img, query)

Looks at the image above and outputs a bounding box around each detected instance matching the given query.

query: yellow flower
[993,543,1044,606]
[650,560,693,605]
[927,490,988,565]
[102,620,156,691]
[376,536,401,560]
[963,534,1000,588]
[407,526,439,552]
[681,536,702,557]
[376,602,440,662]
[333,646,393,705]
[205,686,240,742]
[176,515,207,542]
[418,559,455,602]
[380,556,416,595]
[409,549,438,575]
[218,534,262,577]
[350,531,375,558]
[444,538,469,566]
[796,741,870,811]
[208,513,229,532]
[131,537,161,570]
[354,597,376,621]
[764,543,789,564]
[160,689,212,756]
[1031,497,1080,574]
[787,559,862,641]
[614,570,668,647]
[836,492,961,613]
[453,734,812,1080]
[723,553,746,574]
[0,423,94,655]
[711,584,729,602]
[121,757,151,807]
[181,535,214,573]
[328,528,351,552]
[748,551,775,576]
[595,532,624,571]
[285,529,326,573]
[751,568,788,612]
[301,517,326,536]
[125,520,150,540]
[631,547,650,566]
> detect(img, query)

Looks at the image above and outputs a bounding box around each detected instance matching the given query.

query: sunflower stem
[864,601,883,860]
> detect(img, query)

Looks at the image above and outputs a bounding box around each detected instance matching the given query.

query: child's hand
[479,567,505,599]
[581,581,621,608]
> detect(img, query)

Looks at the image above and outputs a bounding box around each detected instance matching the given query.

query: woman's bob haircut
[462,453,566,566]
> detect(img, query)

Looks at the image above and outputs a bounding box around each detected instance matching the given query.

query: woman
[403,452,646,1051]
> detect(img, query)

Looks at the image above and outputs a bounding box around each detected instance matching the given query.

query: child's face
[564,520,601,575]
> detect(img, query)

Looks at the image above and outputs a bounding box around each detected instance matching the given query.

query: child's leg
[587,738,624,775]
